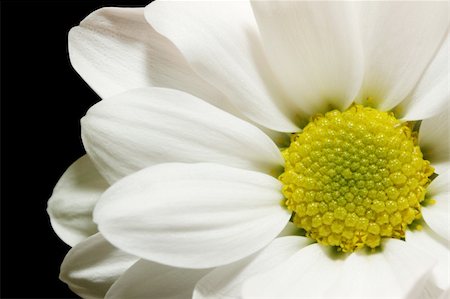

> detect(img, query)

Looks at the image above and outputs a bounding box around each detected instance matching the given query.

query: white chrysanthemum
[48,1,449,298]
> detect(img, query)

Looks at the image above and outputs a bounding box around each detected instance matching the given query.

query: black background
[1,1,151,297]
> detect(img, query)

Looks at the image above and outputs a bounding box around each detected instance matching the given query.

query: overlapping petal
[60,233,139,299]
[420,109,450,175]
[94,163,290,269]
[47,155,107,246]
[439,288,450,299]
[406,227,450,298]
[397,34,449,120]
[193,236,311,299]
[69,7,236,115]
[241,240,435,299]
[323,240,436,299]
[276,222,304,238]
[356,2,449,110]
[252,1,364,115]
[106,260,210,299]
[422,171,450,241]
[82,87,283,183]
[145,1,298,132]
[241,244,343,298]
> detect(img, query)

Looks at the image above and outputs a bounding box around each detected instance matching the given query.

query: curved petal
[356,2,449,110]
[422,171,450,241]
[47,155,108,246]
[406,226,450,297]
[193,236,311,299]
[69,7,236,114]
[252,1,364,115]
[106,259,210,299]
[397,34,450,120]
[419,108,449,175]
[242,244,343,298]
[145,1,299,132]
[428,170,450,197]
[60,233,139,299]
[94,163,291,269]
[324,240,436,299]
[81,87,283,184]
[242,240,435,299]
[439,288,450,299]
[277,221,304,238]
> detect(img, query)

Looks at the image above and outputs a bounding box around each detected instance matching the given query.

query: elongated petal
[422,171,450,241]
[356,2,449,110]
[324,240,436,299]
[398,34,450,120]
[277,222,304,238]
[423,198,449,243]
[106,260,210,299]
[82,87,283,183]
[242,240,435,299]
[94,163,290,269]
[406,226,450,297]
[439,288,450,299]
[242,244,343,298]
[69,7,234,113]
[428,170,450,197]
[60,233,138,299]
[419,109,449,174]
[145,1,298,132]
[47,155,107,246]
[252,1,364,115]
[194,236,311,299]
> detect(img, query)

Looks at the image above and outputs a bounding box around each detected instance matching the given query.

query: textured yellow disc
[279,105,434,252]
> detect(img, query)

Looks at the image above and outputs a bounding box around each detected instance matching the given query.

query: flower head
[48,1,449,298]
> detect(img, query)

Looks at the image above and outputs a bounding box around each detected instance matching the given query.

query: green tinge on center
[279,105,434,252]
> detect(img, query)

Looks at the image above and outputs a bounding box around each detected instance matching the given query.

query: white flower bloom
[48,1,449,298]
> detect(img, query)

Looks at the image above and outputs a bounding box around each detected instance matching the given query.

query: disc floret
[279,105,434,252]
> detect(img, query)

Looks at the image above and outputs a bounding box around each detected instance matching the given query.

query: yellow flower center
[279,105,434,252]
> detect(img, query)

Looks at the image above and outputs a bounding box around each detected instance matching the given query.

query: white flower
[48,1,449,298]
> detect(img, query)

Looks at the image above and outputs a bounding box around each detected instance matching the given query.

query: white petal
[69,7,235,114]
[325,240,436,299]
[428,170,450,196]
[356,2,449,110]
[145,1,298,132]
[276,221,304,238]
[94,163,290,269]
[106,260,210,299]
[82,87,283,184]
[60,233,138,299]
[406,226,450,296]
[419,108,450,174]
[252,1,364,115]
[193,236,311,299]
[423,199,450,243]
[398,34,450,120]
[439,288,450,299]
[242,244,343,298]
[47,155,108,246]
[242,240,435,299]
[422,171,450,241]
